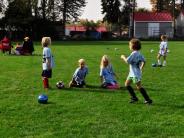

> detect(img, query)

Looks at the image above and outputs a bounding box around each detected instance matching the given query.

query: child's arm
[121,55,128,63]
[140,61,146,71]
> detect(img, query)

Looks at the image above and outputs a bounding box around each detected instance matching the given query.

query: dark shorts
[42,70,52,78]
[71,79,86,88]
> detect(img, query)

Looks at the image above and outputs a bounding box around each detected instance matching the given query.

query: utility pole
[129,0,135,38]
[132,0,135,38]
[62,0,66,37]
[173,0,176,38]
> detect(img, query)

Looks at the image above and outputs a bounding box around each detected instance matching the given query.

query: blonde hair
[161,35,167,41]
[42,37,51,47]
[78,59,85,64]
[100,55,110,69]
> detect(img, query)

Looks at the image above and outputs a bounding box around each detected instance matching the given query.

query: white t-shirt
[127,51,145,80]
[159,41,168,55]
[42,47,55,70]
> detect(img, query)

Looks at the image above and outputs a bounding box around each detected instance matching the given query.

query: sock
[126,86,137,99]
[139,88,150,101]
[163,60,166,66]
[158,59,161,65]
[43,78,49,89]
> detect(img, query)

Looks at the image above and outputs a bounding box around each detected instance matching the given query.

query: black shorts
[71,79,85,88]
[42,70,52,78]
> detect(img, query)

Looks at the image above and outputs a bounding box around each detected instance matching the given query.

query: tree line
[0,0,184,40]
[0,0,86,39]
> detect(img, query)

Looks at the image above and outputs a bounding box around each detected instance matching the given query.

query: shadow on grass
[53,84,127,94]
[151,103,184,109]
[7,53,42,57]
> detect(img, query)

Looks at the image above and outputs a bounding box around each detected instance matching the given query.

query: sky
[80,0,152,21]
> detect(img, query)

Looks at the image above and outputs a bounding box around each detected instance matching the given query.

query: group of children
[40,35,169,104]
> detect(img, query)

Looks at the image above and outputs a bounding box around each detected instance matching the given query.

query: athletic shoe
[129,98,138,103]
[144,99,153,104]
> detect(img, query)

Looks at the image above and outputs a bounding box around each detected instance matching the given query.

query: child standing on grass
[69,59,88,88]
[157,35,168,66]
[100,55,119,89]
[121,39,152,104]
[41,37,55,90]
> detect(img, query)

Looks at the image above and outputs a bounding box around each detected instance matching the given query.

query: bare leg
[157,54,161,65]
[163,55,167,66]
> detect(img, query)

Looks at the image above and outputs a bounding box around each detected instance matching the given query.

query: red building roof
[134,12,173,22]
[66,25,107,32]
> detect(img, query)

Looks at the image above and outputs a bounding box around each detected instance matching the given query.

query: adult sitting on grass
[21,37,34,55]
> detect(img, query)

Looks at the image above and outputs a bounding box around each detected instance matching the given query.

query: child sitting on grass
[100,55,119,89]
[69,59,88,88]
[157,35,168,66]
[121,39,152,104]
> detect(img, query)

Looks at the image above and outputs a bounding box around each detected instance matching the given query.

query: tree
[80,19,101,31]
[101,0,121,24]
[181,0,184,9]
[150,0,180,13]
[136,8,150,12]
[0,0,6,14]
[55,0,86,36]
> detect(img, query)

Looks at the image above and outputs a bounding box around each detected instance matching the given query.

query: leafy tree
[55,0,86,36]
[101,0,121,24]
[80,19,101,30]
[150,0,179,13]
[0,0,6,14]
[136,8,150,12]
[181,0,184,9]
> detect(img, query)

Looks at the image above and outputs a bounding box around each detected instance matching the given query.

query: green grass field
[0,41,184,138]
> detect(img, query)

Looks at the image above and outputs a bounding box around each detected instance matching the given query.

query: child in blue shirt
[121,39,152,104]
[100,55,119,89]
[69,59,88,88]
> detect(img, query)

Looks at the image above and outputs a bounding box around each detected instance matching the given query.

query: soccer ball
[114,48,119,51]
[38,94,48,104]
[56,81,65,89]
[150,49,154,53]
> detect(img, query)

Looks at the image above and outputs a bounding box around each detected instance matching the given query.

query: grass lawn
[0,41,184,138]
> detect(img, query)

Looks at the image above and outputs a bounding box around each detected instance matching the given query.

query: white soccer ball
[150,49,154,53]
[56,81,65,89]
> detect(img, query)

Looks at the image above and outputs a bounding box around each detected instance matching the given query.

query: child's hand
[121,55,126,59]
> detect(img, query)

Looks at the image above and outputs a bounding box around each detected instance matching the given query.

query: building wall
[135,22,148,38]
[159,22,173,37]
[135,22,173,38]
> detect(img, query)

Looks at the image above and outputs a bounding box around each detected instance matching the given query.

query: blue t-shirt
[100,64,116,83]
[73,66,88,83]
[127,51,145,79]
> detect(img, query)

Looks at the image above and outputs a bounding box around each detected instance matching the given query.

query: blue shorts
[42,70,52,78]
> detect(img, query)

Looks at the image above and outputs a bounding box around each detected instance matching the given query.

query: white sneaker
[163,63,166,66]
